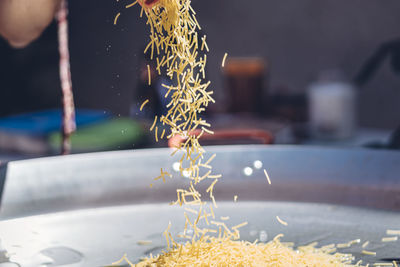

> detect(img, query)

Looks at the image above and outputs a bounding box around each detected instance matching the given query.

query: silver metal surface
[1,145,400,219]
[0,145,399,265]
[0,202,399,266]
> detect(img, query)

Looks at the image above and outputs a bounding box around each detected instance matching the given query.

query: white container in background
[308,71,357,140]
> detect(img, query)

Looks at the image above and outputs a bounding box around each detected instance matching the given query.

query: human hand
[138,0,161,8]
[0,0,61,48]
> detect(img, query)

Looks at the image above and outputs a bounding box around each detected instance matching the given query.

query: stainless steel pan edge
[0,145,399,219]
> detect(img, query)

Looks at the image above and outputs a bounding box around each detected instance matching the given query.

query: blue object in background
[0,109,111,137]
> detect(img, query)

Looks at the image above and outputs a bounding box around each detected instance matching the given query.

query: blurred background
[0,0,400,157]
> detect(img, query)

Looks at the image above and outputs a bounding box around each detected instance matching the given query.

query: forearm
[0,0,61,48]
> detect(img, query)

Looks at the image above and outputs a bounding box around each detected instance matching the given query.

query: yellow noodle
[147,64,151,85]
[222,52,228,67]
[276,216,288,226]
[114,13,121,25]
[140,99,149,111]
[264,169,272,184]
[362,250,376,256]
[137,240,152,245]
[150,115,157,131]
[125,0,138,8]
[382,236,398,242]
[387,230,400,235]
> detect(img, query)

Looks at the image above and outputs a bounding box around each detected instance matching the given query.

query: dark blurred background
[0,0,400,155]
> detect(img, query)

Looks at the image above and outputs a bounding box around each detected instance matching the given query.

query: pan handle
[168,128,274,148]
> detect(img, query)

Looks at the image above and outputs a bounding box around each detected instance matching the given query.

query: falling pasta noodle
[222,52,228,67]
[126,0,224,245]
[114,12,121,25]
[140,99,149,111]
[147,64,151,85]
[276,215,288,226]
[113,0,372,266]
[264,169,272,184]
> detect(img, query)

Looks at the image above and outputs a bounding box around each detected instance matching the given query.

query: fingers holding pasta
[138,0,161,8]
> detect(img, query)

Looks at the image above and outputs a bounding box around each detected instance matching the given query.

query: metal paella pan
[0,145,399,266]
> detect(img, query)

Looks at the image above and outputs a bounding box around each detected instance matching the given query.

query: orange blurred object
[168,129,274,148]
